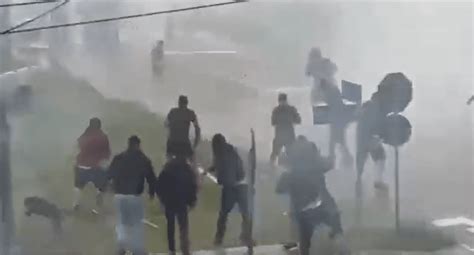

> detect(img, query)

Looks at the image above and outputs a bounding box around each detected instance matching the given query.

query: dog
[24,196,65,235]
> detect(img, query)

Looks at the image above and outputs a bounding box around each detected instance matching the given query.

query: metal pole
[395,146,400,233]
[0,104,13,255]
[0,0,12,72]
[248,129,256,255]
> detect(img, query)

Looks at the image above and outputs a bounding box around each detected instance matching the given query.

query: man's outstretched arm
[467,95,474,105]
[192,118,201,148]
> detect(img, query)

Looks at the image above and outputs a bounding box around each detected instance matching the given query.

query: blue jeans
[114,194,146,254]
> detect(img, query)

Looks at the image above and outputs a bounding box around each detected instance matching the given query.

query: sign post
[248,129,256,255]
[381,113,412,233]
[0,104,13,255]
[395,146,400,232]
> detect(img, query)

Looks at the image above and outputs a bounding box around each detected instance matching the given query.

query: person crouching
[156,155,197,255]
[108,136,156,255]
[276,136,350,255]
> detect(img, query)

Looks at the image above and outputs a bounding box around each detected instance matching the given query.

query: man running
[270,93,301,165]
[356,98,388,189]
[156,156,198,255]
[108,136,156,255]
[165,95,201,161]
[208,134,253,252]
[276,136,350,255]
[73,117,110,211]
[319,79,353,166]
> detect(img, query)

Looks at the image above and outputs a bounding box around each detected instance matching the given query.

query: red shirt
[76,129,111,168]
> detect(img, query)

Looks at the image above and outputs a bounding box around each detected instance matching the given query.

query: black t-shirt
[167,107,197,142]
[271,104,301,139]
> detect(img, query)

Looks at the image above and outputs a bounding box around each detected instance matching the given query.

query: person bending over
[277,136,350,255]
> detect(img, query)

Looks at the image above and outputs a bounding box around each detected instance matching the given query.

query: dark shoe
[116,249,126,255]
[240,237,257,247]
[283,242,298,250]
[213,238,223,247]
[374,181,388,191]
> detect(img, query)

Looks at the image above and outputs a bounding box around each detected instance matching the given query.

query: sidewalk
[151,244,472,255]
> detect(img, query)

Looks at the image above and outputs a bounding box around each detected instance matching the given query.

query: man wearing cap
[270,93,301,165]
[73,117,111,211]
[165,95,201,161]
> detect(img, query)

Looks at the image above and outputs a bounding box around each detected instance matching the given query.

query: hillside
[10,67,236,254]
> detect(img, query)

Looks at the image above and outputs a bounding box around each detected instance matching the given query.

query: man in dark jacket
[73,117,111,211]
[156,156,197,255]
[276,136,350,255]
[108,136,156,255]
[270,93,301,165]
[208,134,253,250]
[165,95,201,161]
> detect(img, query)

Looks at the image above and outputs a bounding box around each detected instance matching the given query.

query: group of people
[72,95,253,255]
[304,47,387,188]
[70,47,370,255]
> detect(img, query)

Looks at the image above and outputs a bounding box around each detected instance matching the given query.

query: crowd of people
[71,94,255,255]
[60,47,388,255]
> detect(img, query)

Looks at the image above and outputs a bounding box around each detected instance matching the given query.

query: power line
[0,0,59,8]
[0,0,248,35]
[1,0,70,34]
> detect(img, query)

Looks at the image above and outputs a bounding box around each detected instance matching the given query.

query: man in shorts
[73,117,111,211]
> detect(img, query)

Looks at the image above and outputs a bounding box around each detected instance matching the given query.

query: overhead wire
[0,0,59,8]
[1,0,70,35]
[0,0,248,35]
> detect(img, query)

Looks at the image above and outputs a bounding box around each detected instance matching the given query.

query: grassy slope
[11,68,455,254]
[12,68,245,254]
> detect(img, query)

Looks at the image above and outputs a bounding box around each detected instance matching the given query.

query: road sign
[381,113,412,147]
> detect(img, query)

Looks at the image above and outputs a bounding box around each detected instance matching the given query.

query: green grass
[13,68,248,254]
[12,68,456,254]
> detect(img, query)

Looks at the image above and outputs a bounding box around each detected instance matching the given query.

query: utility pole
[0,0,13,73]
[0,103,13,255]
[0,1,14,253]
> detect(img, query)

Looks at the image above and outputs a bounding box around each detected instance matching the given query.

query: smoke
[5,0,472,252]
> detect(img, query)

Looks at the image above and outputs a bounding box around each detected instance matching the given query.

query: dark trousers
[356,140,386,177]
[215,185,252,246]
[270,136,295,164]
[296,191,343,255]
[329,123,348,159]
[165,207,190,255]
